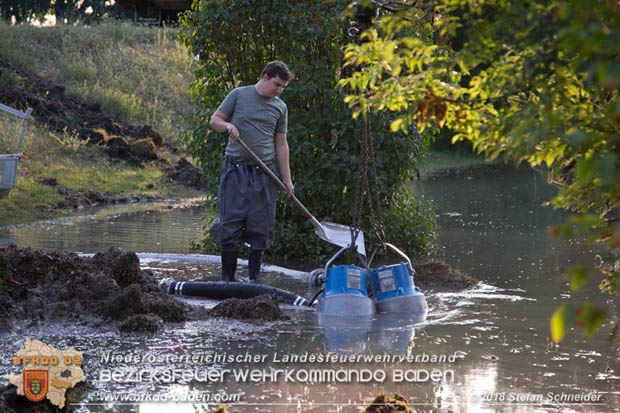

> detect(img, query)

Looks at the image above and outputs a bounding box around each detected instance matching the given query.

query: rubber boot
[248,249,264,283]
[220,246,238,282]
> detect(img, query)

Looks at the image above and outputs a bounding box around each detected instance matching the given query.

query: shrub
[0,67,23,88]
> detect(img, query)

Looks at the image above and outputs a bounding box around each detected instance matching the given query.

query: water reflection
[1,165,618,412]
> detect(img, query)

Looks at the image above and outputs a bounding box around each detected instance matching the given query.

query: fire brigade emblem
[23,370,49,402]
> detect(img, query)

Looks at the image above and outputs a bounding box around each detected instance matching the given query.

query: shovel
[235,137,366,256]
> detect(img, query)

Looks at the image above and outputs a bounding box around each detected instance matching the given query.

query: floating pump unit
[368,243,428,314]
[313,243,428,317]
[369,263,427,313]
[315,247,375,317]
[317,264,375,316]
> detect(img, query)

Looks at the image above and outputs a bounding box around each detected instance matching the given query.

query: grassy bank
[0,120,203,224]
[0,22,202,226]
[0,22,194,145]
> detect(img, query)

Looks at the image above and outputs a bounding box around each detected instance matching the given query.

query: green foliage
[0,0,51,24]
[340,0,619,340]
[0,67,24,88]
[550,304,576,343]
[179,0,437,262]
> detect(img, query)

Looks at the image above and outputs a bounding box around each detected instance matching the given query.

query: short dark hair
[261,61,294,82]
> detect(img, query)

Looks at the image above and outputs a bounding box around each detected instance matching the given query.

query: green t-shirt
[217,85,288,164]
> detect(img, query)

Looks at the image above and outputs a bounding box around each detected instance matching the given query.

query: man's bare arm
[275,132,294,198]
[210,110,239,141]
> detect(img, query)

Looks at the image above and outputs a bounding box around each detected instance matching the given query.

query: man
[209,61,294,282]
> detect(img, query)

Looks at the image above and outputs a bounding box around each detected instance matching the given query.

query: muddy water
[1,165,618,412]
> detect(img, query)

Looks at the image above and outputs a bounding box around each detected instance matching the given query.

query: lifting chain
[351,109,386,252]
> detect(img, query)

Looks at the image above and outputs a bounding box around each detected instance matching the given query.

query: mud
[165,157,207,190]
[208,294,291,322]
[0,58,169,167]
[39,177,165,209]
[0,245,209,333]
[363,393,415,412]
[413,262,477,289]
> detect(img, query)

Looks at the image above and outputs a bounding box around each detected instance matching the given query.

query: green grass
[0,21,195,146]
[0,104,202,225]
[0,22,205,226]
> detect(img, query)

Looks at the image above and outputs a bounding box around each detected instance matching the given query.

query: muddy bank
[0,58,206,192]
[0,245,209,333]
[413,262,477,289]
[35,158,205,210]
[0,58,169,166]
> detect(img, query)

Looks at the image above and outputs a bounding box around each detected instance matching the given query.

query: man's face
[263,74,289,98]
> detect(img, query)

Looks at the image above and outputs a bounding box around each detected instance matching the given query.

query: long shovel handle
[235,137,319,226]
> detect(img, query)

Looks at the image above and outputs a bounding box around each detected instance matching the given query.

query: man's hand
[226,122,240,142]
[210,110,239,141]
[283,179,294,198]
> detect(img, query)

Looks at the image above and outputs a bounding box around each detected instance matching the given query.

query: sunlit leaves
[577,304,607,338]
[551,302,608,343]
[340,0,620,340]
[568,265,589,293]
[551,304,576,343]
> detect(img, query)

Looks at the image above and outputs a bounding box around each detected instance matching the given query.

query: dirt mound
[363,393,415,412]
[413,262,477,289]
[208,294,290,322]
[0,246,207,333]
[0,58,165,167]
[166,157,207,190]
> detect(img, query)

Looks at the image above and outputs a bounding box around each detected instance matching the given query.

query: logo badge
[23,370,48,402]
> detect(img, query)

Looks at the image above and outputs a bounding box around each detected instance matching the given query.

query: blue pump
[324,265,368,297]
[315,247,375,317]
[314,242,427,317]
[367,243,428,314]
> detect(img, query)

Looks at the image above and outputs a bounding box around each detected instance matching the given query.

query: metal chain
[351,109,386,251]
[350,113,367,250]
[366,112,386,244]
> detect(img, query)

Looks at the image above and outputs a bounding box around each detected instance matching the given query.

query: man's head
[256,61,293,98]
[261,61,294,82]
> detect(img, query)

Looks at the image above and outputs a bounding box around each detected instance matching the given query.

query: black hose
[308,288,325,307]
[167,280,309,306]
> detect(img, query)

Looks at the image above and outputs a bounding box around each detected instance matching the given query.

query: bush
[179,0,437,263]
[0,67,23,88]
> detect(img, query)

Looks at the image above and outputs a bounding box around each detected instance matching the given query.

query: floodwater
[1,165,618,412]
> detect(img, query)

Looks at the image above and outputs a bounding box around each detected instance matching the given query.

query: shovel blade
[314,221,366,256]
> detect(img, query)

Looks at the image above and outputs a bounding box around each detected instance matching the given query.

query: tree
[340,0,619,341]
[179,0,438,264]
[1,0,51,23]
[0,0,119,25]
